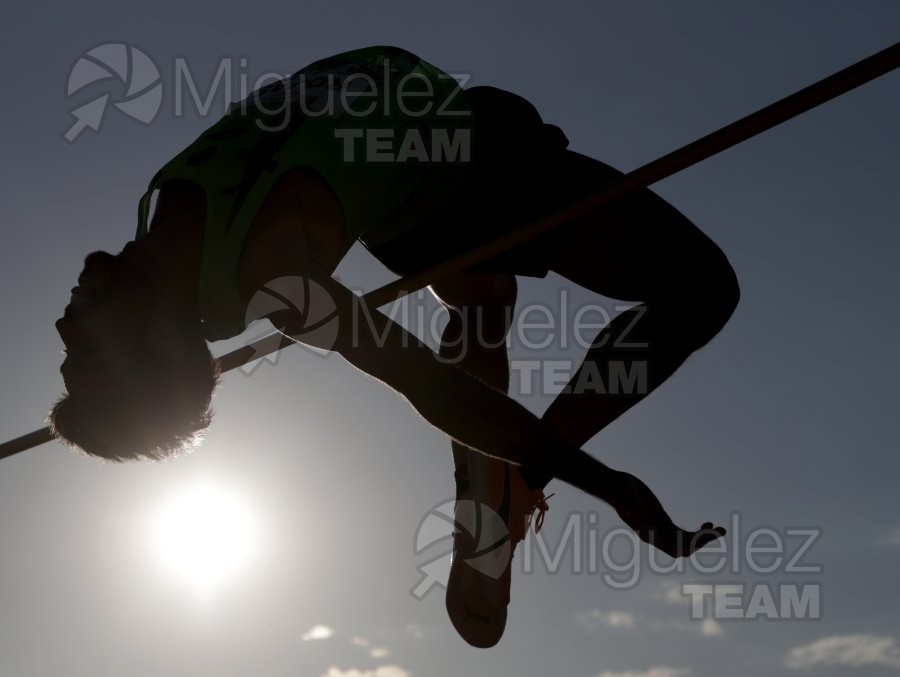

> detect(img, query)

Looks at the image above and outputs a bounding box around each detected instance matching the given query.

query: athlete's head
[48,246,221,462]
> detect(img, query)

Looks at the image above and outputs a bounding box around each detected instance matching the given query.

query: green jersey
[135,45,472,340]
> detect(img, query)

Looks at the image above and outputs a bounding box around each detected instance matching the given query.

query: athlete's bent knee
[712,250,740,326]
[694,248,740,341]
[660,241,739,347]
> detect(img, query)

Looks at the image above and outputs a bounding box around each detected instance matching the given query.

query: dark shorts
[365,85,624,279]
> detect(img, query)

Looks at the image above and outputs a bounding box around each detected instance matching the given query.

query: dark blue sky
[1,2,898,676]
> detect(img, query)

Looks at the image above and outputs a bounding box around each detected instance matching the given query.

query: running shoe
[445,446,552,647]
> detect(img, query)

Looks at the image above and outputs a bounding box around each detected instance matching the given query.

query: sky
[1,2,899,676]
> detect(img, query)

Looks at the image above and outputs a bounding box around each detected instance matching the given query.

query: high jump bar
[2,40,898,461]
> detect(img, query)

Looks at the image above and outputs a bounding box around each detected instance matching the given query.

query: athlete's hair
[47,331,221,462]
[47,338,221,461]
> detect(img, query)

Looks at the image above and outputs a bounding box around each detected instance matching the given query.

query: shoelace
[526,492,555,534]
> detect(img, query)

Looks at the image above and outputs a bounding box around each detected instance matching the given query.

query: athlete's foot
[446,447,552,648]
[445,448,509,648]
[611,471,726,558]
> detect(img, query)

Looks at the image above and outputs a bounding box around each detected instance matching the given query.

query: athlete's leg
[529,152,740,488]
[431,272,516,391]
[428,272,519,648]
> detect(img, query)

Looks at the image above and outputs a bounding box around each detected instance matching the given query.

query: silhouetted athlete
[49,46,739,648]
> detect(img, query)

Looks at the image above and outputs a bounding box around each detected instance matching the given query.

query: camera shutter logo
[411,498,511,600]
[64,42,163,142]
[240,276,341,375]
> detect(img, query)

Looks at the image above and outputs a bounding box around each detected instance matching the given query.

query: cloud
[664,585,684,604]
[404,623,424,639]
[650,585,722,637]
[322,666,411,677]
[881,529,900,546]
[786,635,900,670]
[700,618,723,637]
[576,609,637,630]
[598,668,691,677]
[302,624,335,641]
[348,636,390,659]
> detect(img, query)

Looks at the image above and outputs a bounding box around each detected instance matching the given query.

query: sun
[148,480,260,594]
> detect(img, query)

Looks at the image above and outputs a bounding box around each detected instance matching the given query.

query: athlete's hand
[612,471,726,558]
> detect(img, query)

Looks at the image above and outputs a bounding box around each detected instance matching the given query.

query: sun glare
[148,481,260,593]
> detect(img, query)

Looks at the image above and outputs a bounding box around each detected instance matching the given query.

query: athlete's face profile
[55,250,151,398]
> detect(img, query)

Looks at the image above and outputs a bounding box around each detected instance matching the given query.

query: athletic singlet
[134,45,472,340]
